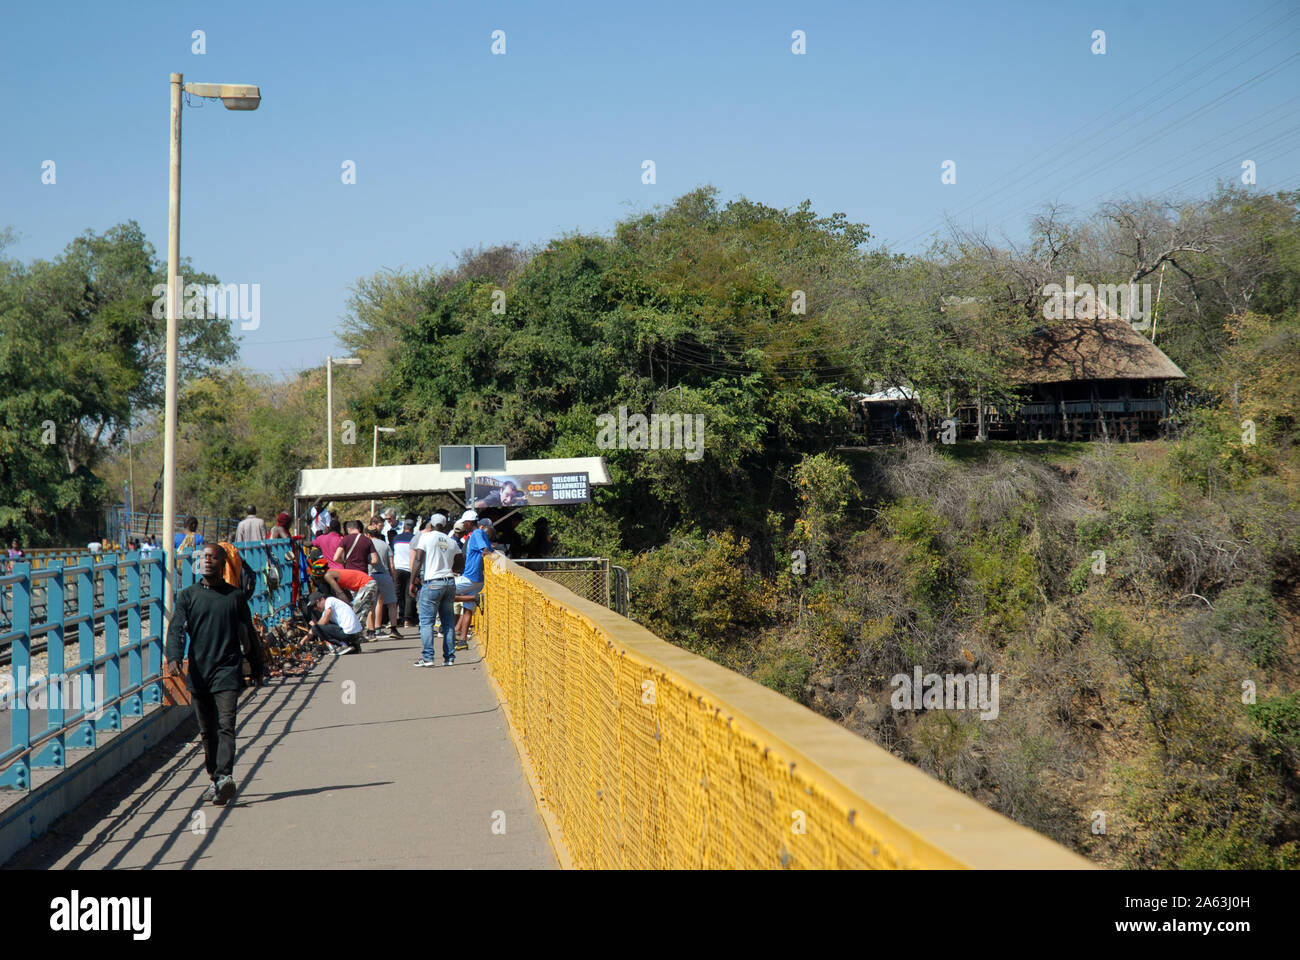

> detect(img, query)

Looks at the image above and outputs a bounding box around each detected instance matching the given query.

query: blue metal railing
[1,551,159,632]
[0,539,296,793]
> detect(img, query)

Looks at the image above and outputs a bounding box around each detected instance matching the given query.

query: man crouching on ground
[309,589,365,655]
[165,542,264,806]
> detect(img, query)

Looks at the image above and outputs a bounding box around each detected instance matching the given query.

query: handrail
[0,539,297,792]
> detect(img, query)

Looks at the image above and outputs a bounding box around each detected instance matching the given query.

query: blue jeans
[418,579,456,663]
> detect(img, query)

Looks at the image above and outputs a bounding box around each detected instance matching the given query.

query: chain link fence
[513,558,629,618]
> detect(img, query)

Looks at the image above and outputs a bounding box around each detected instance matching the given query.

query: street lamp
[370,426,396,516]
[326,355,362,469]
[163,72,261,622]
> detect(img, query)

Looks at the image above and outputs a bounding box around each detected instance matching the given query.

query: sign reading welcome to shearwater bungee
[467,472,590,507]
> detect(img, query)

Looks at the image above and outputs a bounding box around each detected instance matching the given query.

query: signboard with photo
[466,472,590,507]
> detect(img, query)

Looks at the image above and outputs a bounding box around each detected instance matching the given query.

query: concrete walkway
[7,633,556,869]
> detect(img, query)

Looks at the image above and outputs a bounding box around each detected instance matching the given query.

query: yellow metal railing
[480,558,1093,869]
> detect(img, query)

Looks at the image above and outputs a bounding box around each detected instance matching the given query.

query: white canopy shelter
[293,456,610,521]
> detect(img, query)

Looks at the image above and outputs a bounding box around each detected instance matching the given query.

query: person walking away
[309,590,363,655]
[175,515,204,551]
[314,518,343,570]
[391,517,417,628]
[165,542,264,805]
[234,505,267,543]
[409,513,459,667]
[454,510,494,652]
[332,519,375,575]
[269,512,292,539]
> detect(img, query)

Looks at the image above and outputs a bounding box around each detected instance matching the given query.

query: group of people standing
[159,501,521,808]
[304,507,496,667]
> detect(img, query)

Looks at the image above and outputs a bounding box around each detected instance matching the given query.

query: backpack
[265,560,282,591]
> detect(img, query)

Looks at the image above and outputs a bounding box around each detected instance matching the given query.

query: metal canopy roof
[294,456,610,503]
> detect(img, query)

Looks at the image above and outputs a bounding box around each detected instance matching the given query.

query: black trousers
[394,569,416,625]
[192,688,239,780]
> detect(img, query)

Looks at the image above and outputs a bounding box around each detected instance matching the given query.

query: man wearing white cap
[409,512,460,666]
[454,509,494,651]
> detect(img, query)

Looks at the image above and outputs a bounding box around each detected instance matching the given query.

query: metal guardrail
[0,539,296,793]
[1,552,158,635]
[480,559,1092,869]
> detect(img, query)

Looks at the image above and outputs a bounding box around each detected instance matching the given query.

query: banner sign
[467,472,590,507]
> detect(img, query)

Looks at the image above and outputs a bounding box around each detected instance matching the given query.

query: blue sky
[3,0,1298,378]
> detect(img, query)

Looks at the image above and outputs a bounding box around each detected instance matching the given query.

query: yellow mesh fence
[480,558,1092,870]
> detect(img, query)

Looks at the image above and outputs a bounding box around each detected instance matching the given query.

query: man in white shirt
[234,505,267,543]
[408,513,460,667]
[310,504,331,536]
[309,590,363,655]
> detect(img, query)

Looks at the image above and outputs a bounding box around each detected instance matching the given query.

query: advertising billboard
[466,472,590,507]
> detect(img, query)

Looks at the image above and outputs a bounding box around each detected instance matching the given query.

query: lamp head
[183,82,261,111]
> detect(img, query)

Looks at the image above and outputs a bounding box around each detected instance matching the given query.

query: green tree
[0,222,236,541]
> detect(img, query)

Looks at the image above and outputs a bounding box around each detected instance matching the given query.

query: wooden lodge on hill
[850,291,1187,444]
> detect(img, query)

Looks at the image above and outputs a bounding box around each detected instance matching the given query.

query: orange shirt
[335,568,372,592]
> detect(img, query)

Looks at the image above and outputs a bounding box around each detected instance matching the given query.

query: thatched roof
[1012,291,1186,384]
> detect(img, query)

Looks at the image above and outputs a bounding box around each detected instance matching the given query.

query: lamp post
[370,426,396,517]
[325,356,363,469]
[163,73,261,622]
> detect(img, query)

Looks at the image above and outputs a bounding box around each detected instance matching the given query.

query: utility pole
[162,72,183,616]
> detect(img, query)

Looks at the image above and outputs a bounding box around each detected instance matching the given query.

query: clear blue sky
[3,0,1298,378]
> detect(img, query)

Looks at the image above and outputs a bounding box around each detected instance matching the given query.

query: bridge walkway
[6,634,556,870]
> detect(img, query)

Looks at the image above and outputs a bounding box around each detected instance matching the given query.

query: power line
[891,8,1300,251]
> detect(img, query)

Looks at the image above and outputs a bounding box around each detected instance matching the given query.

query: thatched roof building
[845,291,1188,444]
[1011,291,1185,385]
[987,290,1185,440]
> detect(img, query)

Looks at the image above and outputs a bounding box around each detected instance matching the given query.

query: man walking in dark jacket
[165,542,264,805]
